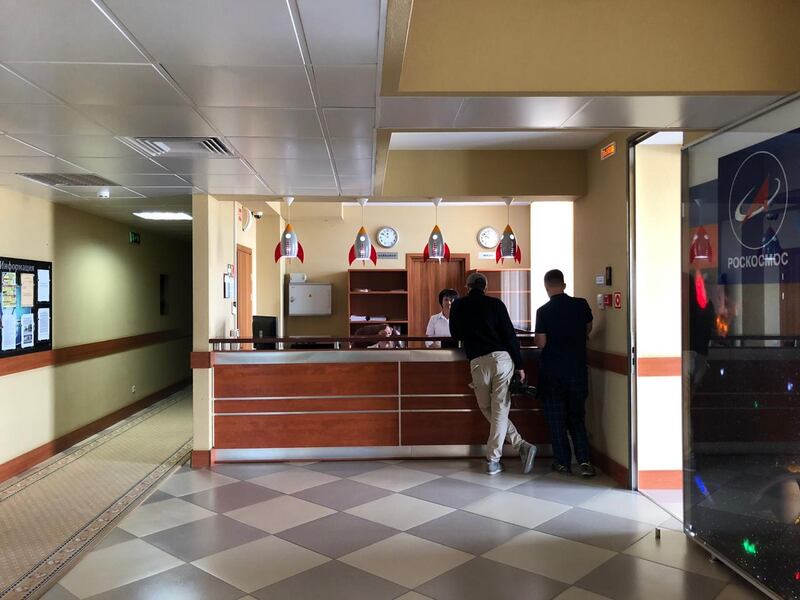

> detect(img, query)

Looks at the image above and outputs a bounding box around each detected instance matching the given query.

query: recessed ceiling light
[133,212,193,221]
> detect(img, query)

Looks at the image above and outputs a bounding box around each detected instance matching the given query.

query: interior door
[406,254,469,340]
[236,245,253,343]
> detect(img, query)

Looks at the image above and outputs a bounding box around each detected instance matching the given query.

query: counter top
[213,347,540,365]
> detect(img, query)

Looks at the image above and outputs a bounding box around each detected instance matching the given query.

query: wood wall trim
[587,348,629,375]
[589,445,630,488]
[0,329,188,378]
[638,469,682,489]
[191,449,216,469]
[191,351,214,369]
[0,378,191,484]
[637,357,681,377]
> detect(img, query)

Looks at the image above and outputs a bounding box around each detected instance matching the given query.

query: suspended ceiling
[0,0,786,236]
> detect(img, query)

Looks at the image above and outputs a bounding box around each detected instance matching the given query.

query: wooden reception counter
[205,346,549,462]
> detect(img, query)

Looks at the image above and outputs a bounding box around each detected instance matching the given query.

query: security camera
[97,188,111,199]
[253,211,264,220]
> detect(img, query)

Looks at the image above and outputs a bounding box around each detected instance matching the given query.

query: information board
[0,256,52,358]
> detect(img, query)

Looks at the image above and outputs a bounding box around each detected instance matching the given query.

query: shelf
[350,320,408,325]
[350,291,408,295]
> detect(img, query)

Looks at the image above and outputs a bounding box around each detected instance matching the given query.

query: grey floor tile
[93,527,137,551]
[396,459,483,476]
[276,512,397,558]
[535,507,652,551]
[182,481,282,513]
[210,463,292,480]
[417,557,568,600]
[510,477,607,506]
[84,563,243,600]
[576,553,727,600]
[40,584,79,600]
[142,489,174,505]
[402,478,497,509]
[143,515,268,562]
[292,478,391,511]
[659,517,684,531]
[303,460,387,478]
[252,560,407,600]
[407,510,527,555]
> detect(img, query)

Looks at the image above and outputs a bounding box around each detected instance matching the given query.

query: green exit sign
[129,231,141,245]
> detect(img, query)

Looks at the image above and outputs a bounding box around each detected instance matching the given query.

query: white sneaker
[486,460,503,475]
[519,442,537,474]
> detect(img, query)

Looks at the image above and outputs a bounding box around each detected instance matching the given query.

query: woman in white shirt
[426,288,459,348]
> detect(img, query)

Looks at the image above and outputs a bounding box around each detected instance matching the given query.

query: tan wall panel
[383,150,586,197]
[399,0,800,94]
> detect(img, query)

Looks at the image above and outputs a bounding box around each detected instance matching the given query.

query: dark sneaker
[579,462,596,478]
[552,462,572,475]
[486,460,504,475]
[519,442,537,474]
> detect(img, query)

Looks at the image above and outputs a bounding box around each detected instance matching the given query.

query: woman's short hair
[438,288,459,306]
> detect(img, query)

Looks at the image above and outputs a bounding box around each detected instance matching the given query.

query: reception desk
[206,347,548,462]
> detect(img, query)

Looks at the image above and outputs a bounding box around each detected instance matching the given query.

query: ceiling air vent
[17,173,120,187]
[118,136,235,158]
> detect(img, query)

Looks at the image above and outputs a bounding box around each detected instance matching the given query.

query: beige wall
[276,203,530,336]
[0,187,192,464]
[255,211,285,333]
[574,132,631,469]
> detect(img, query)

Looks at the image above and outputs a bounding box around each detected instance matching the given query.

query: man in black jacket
[449,272,537,475]
[534,269,595,477]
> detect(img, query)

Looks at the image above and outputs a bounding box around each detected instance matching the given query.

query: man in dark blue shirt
[450,272,537,476]
[534,269,595,477]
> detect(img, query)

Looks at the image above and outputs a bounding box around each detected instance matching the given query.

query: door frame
[405,253,471,338]
[236,243,253,338]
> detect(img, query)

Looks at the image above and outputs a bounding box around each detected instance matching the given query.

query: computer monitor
[252,315,277,350]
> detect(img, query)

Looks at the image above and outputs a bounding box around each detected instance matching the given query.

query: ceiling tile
[159,157,252,176]
[167,65,314,109]
[314,65,376,107]
[8,64,187,106]
[0,156,89,173]
[454,97,590,128]
[323,108,374,138]
[14,135,144,158]
[129,186,197,197]
[69,157,168,175]
[562,96,682,128]
[0,68,57,104]
[202,107,323,137]
[88,174,188,187]
[0,136,49,157]
[0,0,146,62]
[250,158,334,178]
[178,173,261,188]
[669,95,782,129]
[334,158,372,177]
[0,105,109,135]
[263,173,337,188]
[56,185,143,199]
[228,137,329,160]
[378,98,464,128]
[341,186,372,196]
[339,174,372,189]
[104,0,302,66]
[388,130,614,150]
[79,105,214,137]
[277,187,340,196]
[331,138,373,160]
[298,0,379,64]
[205,180,270,195]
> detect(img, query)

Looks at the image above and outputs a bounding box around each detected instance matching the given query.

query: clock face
[477,226,499,249]
[376,226,399,248]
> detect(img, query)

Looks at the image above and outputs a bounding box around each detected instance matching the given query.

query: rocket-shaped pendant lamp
[689,225,712,263]
[348,198,378,265]
[497,197,522,263]
[274,196,304,262]
[423,197,450,262]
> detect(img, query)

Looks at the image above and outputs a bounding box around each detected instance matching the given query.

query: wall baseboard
[0,377,191,485]
[590,446,630,488]
[191,449,216,468]
[639,469,682,489]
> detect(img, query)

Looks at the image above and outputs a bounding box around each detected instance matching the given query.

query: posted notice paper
[2,272,16,308]
[1,312,17,351]
[37,308,50,341]
[21,313,34,348]
[20,273,34,307]
[37,269,50,303]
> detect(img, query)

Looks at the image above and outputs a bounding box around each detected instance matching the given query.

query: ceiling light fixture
[134,212,193,221]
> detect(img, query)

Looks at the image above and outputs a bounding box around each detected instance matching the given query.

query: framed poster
[0,256,52,358]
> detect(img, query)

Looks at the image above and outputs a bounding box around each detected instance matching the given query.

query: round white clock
[376,226,399,248]
[477,226,499,249]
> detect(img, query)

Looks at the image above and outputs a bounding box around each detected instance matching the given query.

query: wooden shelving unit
[471,268,532,331]
[348,269,409,334]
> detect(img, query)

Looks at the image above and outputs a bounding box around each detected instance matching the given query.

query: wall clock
[477,226,499,249]
[376,226,399,248]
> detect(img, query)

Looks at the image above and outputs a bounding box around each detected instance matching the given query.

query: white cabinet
[288,283,332,316]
